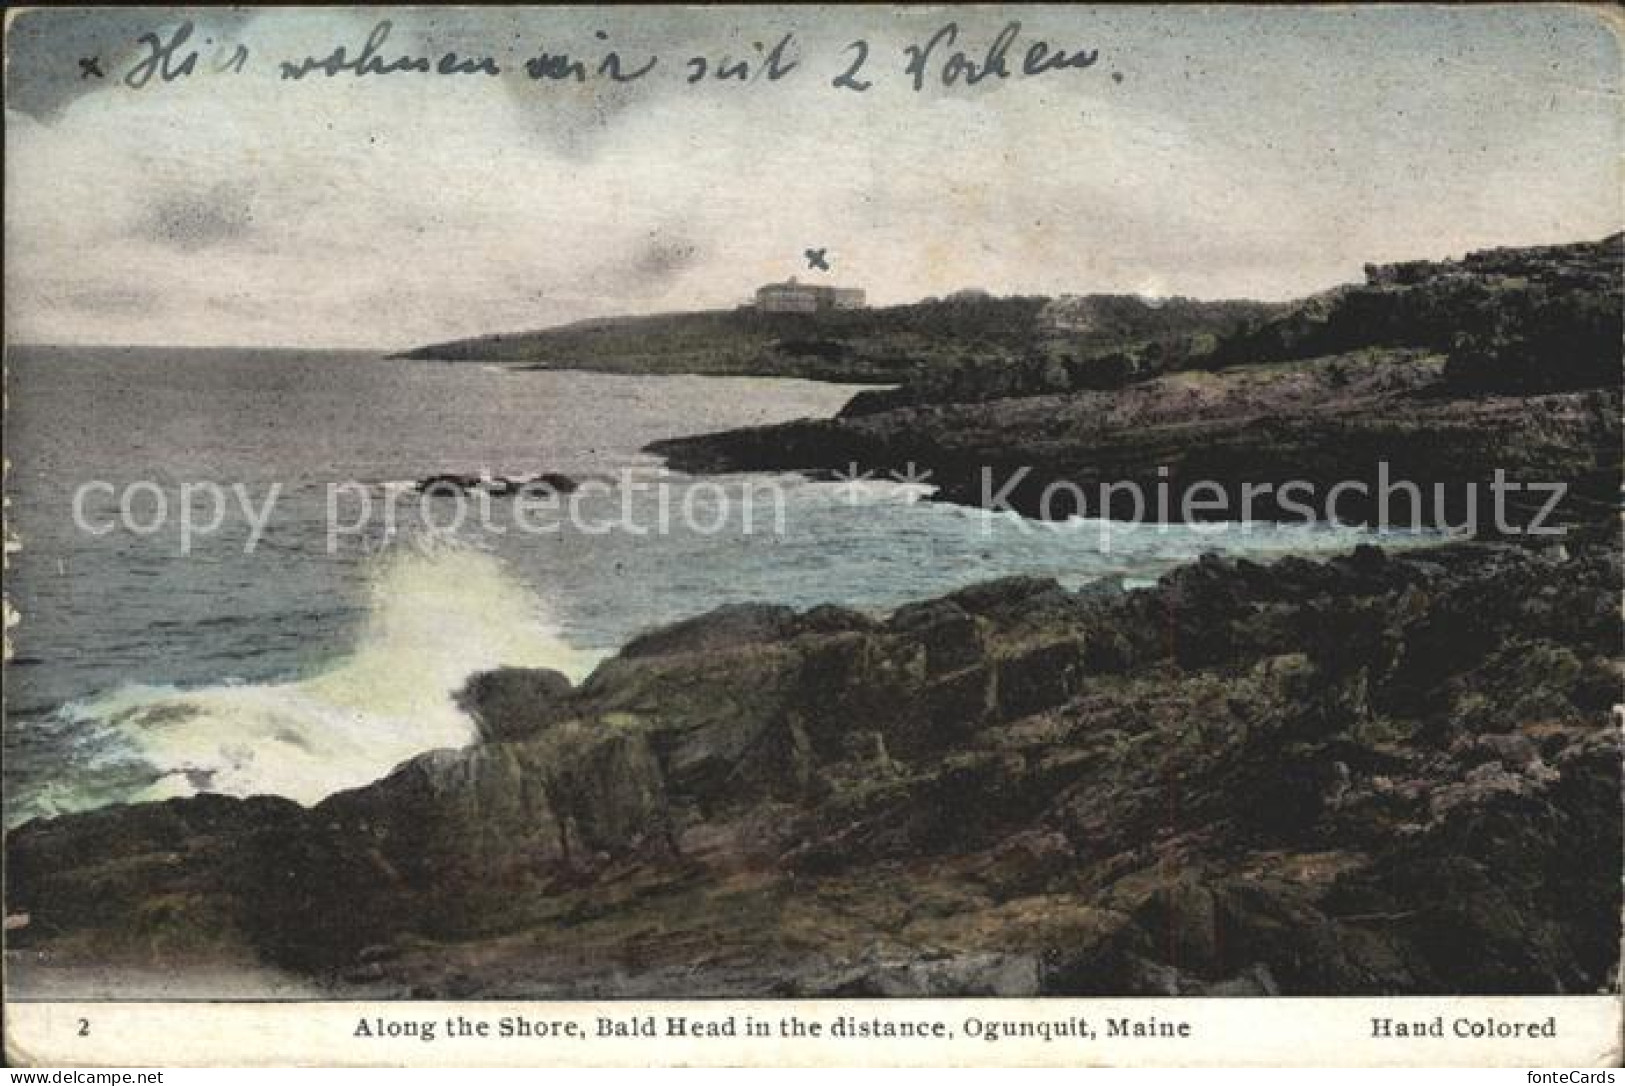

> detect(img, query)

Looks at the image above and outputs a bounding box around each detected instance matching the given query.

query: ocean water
[3,346,1420,825]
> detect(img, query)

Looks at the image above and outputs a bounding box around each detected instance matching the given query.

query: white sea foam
[66,542,599,808]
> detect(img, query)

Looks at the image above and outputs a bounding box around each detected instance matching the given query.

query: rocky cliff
[7,541,1619,997]
[650,235,1623,535]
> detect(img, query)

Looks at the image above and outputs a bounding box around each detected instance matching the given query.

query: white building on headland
[755,278,866,313]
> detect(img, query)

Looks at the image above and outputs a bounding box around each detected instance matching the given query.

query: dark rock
[455,667,575,742]
[919,664,997,743]
[796,632,921,761]
[996,639,1082,719]
[798,603,878,635]
[1124,876,1223,976]
[416,472,577,497]
[416,472,484,493]
[889,599,985,675]
[618,603,799,659]
[534,472,579,494]
[948,575,1069,617]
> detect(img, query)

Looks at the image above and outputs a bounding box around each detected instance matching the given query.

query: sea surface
[3,346,1425,824]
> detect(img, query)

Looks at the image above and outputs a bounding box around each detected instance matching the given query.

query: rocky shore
[6,538,1620,997]
[649,236,1622,535]
[6,234,1620,998]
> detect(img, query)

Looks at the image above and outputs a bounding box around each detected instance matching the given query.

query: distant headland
[391,281,1276,384]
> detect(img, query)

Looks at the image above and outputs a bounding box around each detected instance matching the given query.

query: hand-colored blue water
[3,347,1431,824]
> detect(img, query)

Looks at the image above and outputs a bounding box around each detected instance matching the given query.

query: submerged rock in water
[416,472,577,496]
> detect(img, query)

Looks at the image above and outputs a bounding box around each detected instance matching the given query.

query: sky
[5,5,1621,349]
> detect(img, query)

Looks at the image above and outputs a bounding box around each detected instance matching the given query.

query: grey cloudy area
[4,5,1620,348]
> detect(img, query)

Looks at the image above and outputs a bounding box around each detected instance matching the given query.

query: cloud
[133,182,256,251]
[65,285,162,313]
[3,6,1620,348]
[4,8,260,122]
[624,229,703,289]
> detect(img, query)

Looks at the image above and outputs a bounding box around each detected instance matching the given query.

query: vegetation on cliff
[393,293,1275,385]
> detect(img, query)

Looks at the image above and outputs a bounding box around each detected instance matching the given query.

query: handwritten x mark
[78,57,104,79]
